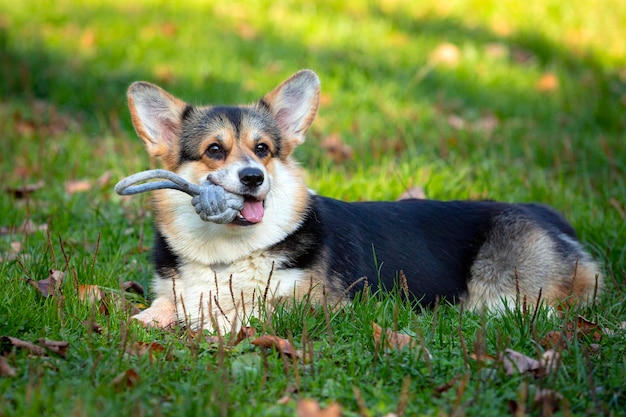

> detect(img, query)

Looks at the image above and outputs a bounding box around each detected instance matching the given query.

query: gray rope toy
[114,169,244,224]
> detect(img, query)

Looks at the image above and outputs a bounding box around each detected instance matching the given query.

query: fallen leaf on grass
[234,326,256,346]
[0,337,69,359]
[540,315,603,349]
[430,42,460,66]
[64,172,113,195]
[83,320,103,334]
[78,284,106,304]
[38,339,70,359]
[29,269,65,297]
[372,323,431,358]
[533,388,563,414]
[321,134,353,163]
[78,283,142,316]
[0,219,49,236]
[373,323,415,350]
[536,72,559,92]
[469,352,497,363]
[502,348,559,377]
[126,341,167,360]
[574,316,603,341]
[4,180,45,199]
[97,171,113,187]
[1,241,23,262]
[397,186,426,200]
[433,374,463,397]
[0,357,16,377]
[297,399,342,417]
[121,281,145,296]
[111,368,140,390]
[64,179,92,195]
[251,335,297,358]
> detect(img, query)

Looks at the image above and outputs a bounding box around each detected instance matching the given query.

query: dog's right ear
[127,82,187,160]
[262,70,320,150]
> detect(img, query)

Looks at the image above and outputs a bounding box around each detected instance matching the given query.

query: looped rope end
[114,169,201,197]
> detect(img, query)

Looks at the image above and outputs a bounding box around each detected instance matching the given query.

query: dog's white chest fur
[135,251,307,332]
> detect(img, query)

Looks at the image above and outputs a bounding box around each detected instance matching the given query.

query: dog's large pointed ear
[127,82,187,159]
[262,70,320,147]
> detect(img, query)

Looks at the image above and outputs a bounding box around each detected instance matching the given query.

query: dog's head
[126,70,320,263]
[127,70,319,225]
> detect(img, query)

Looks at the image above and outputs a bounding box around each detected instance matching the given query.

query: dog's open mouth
[232,197,265,226]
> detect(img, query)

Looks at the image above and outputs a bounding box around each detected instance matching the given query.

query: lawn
[1,0,625,415]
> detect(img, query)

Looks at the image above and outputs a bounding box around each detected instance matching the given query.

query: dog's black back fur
[276,196,581,305]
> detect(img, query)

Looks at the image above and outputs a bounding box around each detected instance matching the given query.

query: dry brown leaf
[64,179,92,194]
[1,241,22,262]
[78,284,106,304]
[251,335,297,358]
[573,316,602,342]
[4,180,45,199]
[153,64,176,84]
[433,374,462,397]
[1,219,49,236]
[372,323,420,352]
[0,336,47,356]
[80,29,96,49]
[38,339,70,359]
[0,357,16,377]
[234,326,256,346]
[502,349,540,375]
[485,42,508,59]
[536,73,559,92]
[476,113,499,133]
[447,115,466,130]
[29,269,65,297]
[126,341,166,359]
[161,22,177,37]
[321,133,353,163]
[533,388,563,414]
[121,281,145,296]
[540,315,603,348]
[501,348,559,377]
[83,320,103,335]
[296,399,342,417]
[111,368,140,390]
[78,284,142,316]
[587,343,601,354]
[469,352,497,363]
[539,331,566,349]
[430,42,460,66]
[97,171,113,188]
[397,186,426,200]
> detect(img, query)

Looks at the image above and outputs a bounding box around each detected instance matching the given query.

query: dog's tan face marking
[193,120,278,171]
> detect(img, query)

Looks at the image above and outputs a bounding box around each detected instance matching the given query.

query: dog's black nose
[239,167,264,187]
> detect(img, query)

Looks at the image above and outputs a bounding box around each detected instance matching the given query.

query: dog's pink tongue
[241,200,264,223]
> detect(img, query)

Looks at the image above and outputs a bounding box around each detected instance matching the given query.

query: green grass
[1,0,625,415]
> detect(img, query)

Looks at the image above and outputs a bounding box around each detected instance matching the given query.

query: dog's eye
[206,143,224,159]
[255,143,270,158]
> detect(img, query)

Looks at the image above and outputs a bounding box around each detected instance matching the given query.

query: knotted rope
[115,169,244,224]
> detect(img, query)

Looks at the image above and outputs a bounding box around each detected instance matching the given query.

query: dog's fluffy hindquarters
[125,70,602,332]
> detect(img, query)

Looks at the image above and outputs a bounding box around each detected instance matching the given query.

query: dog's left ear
[262,70,320,147]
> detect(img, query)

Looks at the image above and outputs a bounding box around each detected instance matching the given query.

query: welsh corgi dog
[125,69,602,332]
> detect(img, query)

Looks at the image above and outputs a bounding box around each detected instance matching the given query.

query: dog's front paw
[192,183,245,224]
[132,302,177,329]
